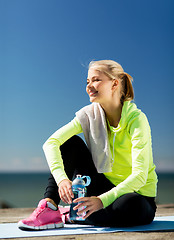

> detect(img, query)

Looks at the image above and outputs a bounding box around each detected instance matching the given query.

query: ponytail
[119,72,134,103]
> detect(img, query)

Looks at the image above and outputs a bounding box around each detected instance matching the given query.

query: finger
[77,206,94,219]
[76,205,90,215]
[73,197,88,203]
[73,201,87,211]
[60,195,68,204]
[64,180,74,199]
[65,188,73,204]
[59,188,69,204]
[61,193,69,204]
[83,209,93,219]
[63,194,71,204]
[59,184,71,202]
[66,185,74,200]
[68,187,74,198]
[71,190,74,199]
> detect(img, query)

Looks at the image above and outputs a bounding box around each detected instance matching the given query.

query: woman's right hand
[58,179,74,204]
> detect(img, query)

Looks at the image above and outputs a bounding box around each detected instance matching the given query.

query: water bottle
[70,175,91,221]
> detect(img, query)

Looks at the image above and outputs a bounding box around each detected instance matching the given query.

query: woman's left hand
[73,196,104,219]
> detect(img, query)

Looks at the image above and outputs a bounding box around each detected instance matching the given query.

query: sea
[0,172,174,208]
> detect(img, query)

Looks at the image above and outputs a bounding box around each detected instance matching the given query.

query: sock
[47,201,57,210]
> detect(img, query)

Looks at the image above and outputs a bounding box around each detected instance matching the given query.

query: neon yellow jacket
[43,101,158,208]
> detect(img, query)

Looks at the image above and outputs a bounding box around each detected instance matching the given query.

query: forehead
[87,67,106,79]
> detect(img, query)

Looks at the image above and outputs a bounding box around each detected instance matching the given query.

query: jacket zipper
[111,132,116,166]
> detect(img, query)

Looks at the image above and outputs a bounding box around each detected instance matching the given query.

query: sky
[0,0,173,173]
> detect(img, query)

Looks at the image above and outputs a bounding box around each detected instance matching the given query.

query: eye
[94,79,101,82]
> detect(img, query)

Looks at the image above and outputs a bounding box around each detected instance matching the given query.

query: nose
[86,82,91,94]
[86,83,94,95]
[87,80,93,89]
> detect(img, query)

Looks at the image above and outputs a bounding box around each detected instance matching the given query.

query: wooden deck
[0,204,174,240]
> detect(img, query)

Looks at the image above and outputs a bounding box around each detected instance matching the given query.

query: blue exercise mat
[0,216,174,239]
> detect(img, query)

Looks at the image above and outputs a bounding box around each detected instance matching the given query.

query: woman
[18,60,158,230]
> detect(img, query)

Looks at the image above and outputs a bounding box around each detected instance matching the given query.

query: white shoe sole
[18,220,64,231]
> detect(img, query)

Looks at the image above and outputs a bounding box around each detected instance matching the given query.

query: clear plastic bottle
[70,175,91,221]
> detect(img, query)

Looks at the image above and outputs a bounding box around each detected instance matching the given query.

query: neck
[100,100,123,128]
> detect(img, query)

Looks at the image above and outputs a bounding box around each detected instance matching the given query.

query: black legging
[44,135,156,227]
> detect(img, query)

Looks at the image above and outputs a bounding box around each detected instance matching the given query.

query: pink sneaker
[18,199,64,230]
[58,205,71,223]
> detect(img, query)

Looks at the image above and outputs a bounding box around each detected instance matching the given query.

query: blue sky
[0,0,173,172]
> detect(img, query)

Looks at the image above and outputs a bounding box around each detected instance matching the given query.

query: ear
[112,79,119,90]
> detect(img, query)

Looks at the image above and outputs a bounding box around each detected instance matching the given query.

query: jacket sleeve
[43,117,82,186]
[99,112,152,208]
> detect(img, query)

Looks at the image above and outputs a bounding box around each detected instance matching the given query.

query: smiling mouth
[88,90,98,96]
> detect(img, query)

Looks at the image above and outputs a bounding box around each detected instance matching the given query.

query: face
[86,67,116,104]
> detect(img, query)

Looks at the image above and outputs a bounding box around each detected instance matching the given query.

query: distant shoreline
[0,171,174,174]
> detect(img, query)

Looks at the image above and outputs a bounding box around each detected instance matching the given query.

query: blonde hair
[88,60,134,103]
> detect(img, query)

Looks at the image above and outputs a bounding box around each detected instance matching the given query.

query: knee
[113,193,144,213]
[110,193,154,227]
[60,135,86,151]
[65,135,84,147]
